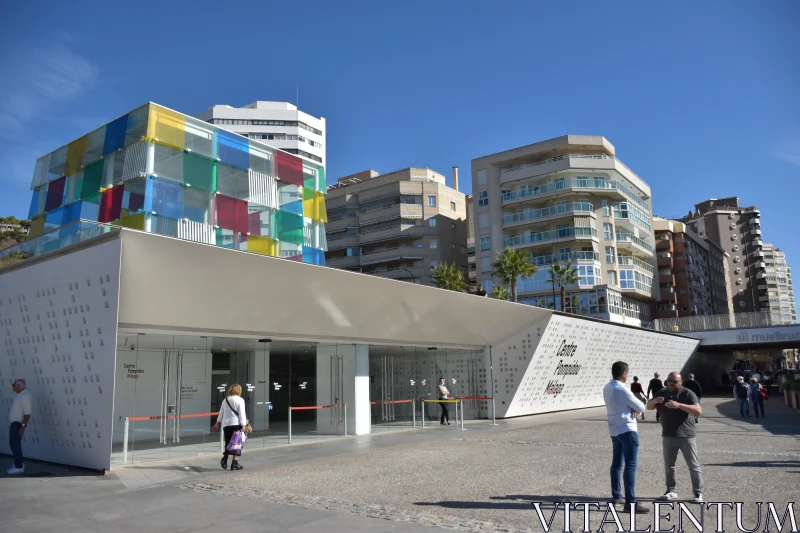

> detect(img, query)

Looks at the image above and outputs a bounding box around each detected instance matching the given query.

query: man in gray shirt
[647,371,704,503]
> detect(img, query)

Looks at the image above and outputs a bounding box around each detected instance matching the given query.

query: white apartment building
[763,243,797,324]
[471,135,656,327]
[196,101,325,166]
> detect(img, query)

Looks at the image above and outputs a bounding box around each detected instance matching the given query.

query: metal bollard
[460,400,464,431]
[491,397,498,426]
[344,403,347,436]
[123,417,129,464]
[288,407,292,444]
[421,400,425,429]
[412,399,416,427]
[455,400,459,424]
[219,421,224,452]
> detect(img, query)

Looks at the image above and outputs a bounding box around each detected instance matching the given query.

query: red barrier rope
[370,399,414,405]
[128,411,219,422]
[290,404,344,411]
[458,396,493,401]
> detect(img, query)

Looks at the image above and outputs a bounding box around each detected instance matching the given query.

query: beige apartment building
[325,167,468,286]
[762,243,797,325]
[471,135,656,326]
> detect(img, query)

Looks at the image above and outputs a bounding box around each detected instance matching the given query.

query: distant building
[652,217,731,320]
[682,198,765,314]
[0,223,28,234]
[325,167,468,286]
[762,243,796,324]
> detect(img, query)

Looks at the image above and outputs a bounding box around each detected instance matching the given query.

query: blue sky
[1,2,798,272]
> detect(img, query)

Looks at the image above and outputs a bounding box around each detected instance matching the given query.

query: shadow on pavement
[0,456,103,479]
[705,460,800,468]
[415,494,609,510]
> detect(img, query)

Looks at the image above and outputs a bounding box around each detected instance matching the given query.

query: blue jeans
[9,422,23,468]
[610,430,639,503]
[738,397,750,417]
[750,396,764,417]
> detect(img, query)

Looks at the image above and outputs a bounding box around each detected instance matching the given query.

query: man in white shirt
[8,378,32,474]
[603,361,648,514]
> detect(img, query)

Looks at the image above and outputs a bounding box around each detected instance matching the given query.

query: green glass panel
[81,159,104,199]
[304,175,315,190]
[317,167,326,193]
[274,210,304,245]
[183,152,217,192]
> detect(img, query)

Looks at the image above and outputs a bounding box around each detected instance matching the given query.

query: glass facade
[20,103,328,265]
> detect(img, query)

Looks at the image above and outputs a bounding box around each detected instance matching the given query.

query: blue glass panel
[44,207,65,231]
[145,177,183,220]
[28,189,41,219]
[79,196,100,221]
[103,114,129,156]
[217,131,250,170]
[62,201,83,225]
[302,246,325,265]
[282,199,304,216]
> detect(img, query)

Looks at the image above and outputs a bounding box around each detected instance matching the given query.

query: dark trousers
[222,424,242,460]
[9,422,23,468]
[750,396,764,417]
[610,430,639,504]
[738,397,750,417]
[439,402,449,424]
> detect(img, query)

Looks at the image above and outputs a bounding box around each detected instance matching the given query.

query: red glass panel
[214,194,248,233]
[99,185,125,223]
[45,176,67,212]
[276,151,304,186]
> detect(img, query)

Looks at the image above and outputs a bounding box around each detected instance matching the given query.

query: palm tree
[548,260,580,311]
[491,248,536,302]
[491,284,511,301]
[431,262,467,292]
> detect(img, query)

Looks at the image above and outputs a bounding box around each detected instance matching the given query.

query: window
[428,196,436,207]
[578,265,600,286]
[606,246,615,264]
[604,224,613,240]
[450,201,456,211]
[480,237,490,251]
[478,190,488,207]
[430,259,439,269]
[608,271,617,286]
[481,257,491,272]
[477,169,487,185]
[620,270,634,289]
[430,238,438,249]
[482,279,494,292]
[478,213,489,229]
[428,218,437,228]
[601,200,609,217]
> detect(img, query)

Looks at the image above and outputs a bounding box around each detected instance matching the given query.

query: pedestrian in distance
[437,377,451,425]
[647,371,704,504]
[212,383,248,471]
[683,373,703,424]
[749,377,765,418]
[7,378,32,475]
[630,376,647,420]
[734,376,750,417]
[602,361,649,514]
[647,372,664,422]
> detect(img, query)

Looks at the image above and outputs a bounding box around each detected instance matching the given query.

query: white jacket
[217,394,247,427]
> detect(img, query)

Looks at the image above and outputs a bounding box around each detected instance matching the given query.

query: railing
[0,220,118,266]
[361,244,424,256]
[504,227,597,247]
[616,232,654,253]
[651,311,774,333]
[527,251,599,266]
[502,202,594,225]
[501,177,650,211]
[617,255,655,274]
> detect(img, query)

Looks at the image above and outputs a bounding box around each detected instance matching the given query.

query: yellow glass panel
[303,191,328,223]
[315,192,327,223]
[147,105,186,150]
[119,213,145,230]
[65,135,89,176]
[248,235,278,257]
[28,215,45,238]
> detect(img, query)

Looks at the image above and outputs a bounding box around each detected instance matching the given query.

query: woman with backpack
[212,383,248,470]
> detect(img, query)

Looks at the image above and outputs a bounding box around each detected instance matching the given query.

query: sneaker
[613,498,625,505]
[659,491,678,500]
[621,503,650,514]
[693,493,704,503]
[7,466,24,475]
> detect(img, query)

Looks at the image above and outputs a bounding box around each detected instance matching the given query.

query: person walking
[749,377,765,418]
[647,372,704,503]
[683,374,703,424]
[630,377,647,420]
[603,362,649,514]
[734,376,750,417]
[7,378,32,474]
[437,377,451,425]
[212,383,247,471]
[647,372,664,422]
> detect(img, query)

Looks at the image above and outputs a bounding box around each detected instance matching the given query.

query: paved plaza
[2,396,798,532]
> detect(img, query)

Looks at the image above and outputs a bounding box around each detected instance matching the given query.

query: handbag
[225,397,253,435]
[225,430,247,456]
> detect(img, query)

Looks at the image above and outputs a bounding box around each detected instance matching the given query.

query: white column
[353,344,370,435]
[315,344,371,436]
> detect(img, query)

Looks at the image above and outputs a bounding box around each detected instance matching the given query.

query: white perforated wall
[492,314,700,418]
[0,239,122,470]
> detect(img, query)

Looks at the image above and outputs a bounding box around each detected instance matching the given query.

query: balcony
[359,204,423,226]
[359,245,428,266]
[359,224,426,245]
[501,175,650,213]
[756,271,767,279]
[528,251,600,267]
[752,238,763,247]
[617,254,655,274]
[657,253,672,267]
[757,283,768,291]
[749,218,760,226]
[504,227,598,249]
[616,232,654,257]
[502,202,595,229]
[620,285,655,299]
[367,266,427,281]
[659,304,677,312]
[751,228,762,236]
[659,273,675,285]
[656,238,672,251]
[326,255,360,268]
[759,294,770,302]
[755,261,766,269]
[751,249,765,258]
[325,213,359,233]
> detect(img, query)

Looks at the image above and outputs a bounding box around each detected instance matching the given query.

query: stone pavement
[1,396,798,532]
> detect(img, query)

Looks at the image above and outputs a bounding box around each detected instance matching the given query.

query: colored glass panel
[83,127,106,166]
[28,188,43,219]
[45,176,67,211]
[217,131,250,170]
[99,185,125,223]
[45,207,66,232]
[249,142,273,175]
[103,114,129,156]
[145,178,183,219]
[65,135,88,176]
[31,153,50,188]
[122,178,147,215]
[147,105,186,150]
[215,228,247,249]
[81,159,104,199]
[214,194,248,234]
[65,171,84,204]
[28,215,45,238]
[62,202,83,226]
[183,152,216,192]
[153,144,184,184]
[274,210,304,245]
[125,105,149,146]
[184,117,215,158]
[182,188,213,224]
[286,255,303,262]
[276,150,303,186]
[247,204,273,237]
[248,235,278,257]
[118,213,145,230]
[317,166,326,192]
[302,246,325,266]
[302,189,327,223]
[48,146,67,181]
